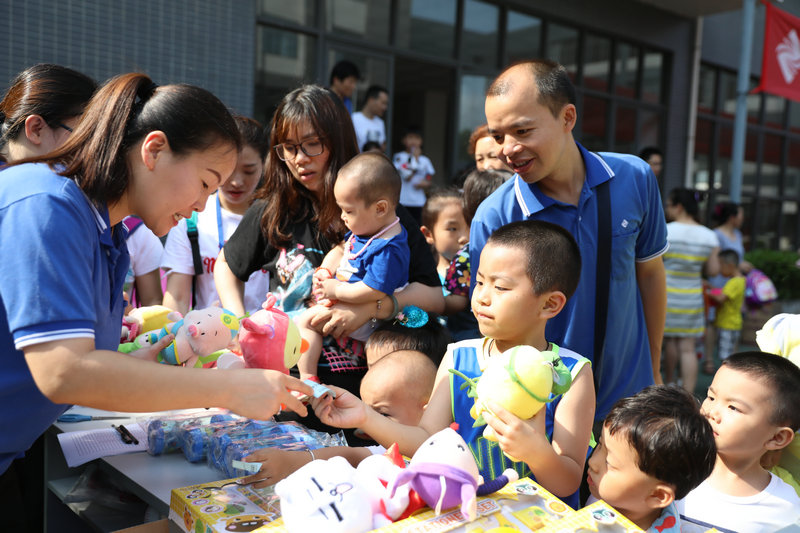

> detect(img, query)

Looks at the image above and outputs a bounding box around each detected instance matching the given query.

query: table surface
[52,407,226,512]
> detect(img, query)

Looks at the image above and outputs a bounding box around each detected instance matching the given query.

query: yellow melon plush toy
[450,344,572,439]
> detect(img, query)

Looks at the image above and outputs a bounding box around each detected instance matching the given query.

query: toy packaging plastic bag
[142,409,239,456]
[205,419,347,477]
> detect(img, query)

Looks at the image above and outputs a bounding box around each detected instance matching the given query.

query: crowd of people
[1,58,799,533]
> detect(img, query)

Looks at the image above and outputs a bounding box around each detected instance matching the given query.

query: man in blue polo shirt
[470,60,667,422]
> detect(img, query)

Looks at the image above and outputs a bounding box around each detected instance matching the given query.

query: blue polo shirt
[469,143,667,420]
[0,163,129,474]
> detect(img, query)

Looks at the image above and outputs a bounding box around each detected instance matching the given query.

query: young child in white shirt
[677,351,800,532]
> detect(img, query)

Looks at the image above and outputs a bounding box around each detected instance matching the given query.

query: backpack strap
[186,212,201,307]
[593,179,612,397]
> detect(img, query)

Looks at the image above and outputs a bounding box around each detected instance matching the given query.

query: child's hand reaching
[241,448,313,488]
[311,385,368,429]
[481,401,550,464]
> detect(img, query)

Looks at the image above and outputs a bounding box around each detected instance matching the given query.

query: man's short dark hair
[605,385,716,500]
[364,85,387,102]
[486,220,581,299]
[723,351,800,430]
[329,60,360,85]
[487,60,576,118]
[639,146,663,161]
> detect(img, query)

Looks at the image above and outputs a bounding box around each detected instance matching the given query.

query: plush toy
[388,425,517,522]
[352,444,427,528]
[214,350,247,370]
[122,307,240,368]
[756,313,800,368]
[120,304,182,342]
[118,331,159,354]
[238,293,306,373]
[450,344,572,433]
[275,456,376,533]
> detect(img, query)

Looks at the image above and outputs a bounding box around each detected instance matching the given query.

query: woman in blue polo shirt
[0,73,312,478]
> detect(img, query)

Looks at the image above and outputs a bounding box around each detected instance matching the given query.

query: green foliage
[744,249,800,300]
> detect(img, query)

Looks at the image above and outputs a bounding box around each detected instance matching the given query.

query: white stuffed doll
[275,456,375,533]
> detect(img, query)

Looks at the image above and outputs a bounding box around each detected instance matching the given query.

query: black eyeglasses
[274,137,325,161]
[54,122,73,133]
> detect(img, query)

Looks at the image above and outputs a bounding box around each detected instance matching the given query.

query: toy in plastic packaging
[143,410,238,456]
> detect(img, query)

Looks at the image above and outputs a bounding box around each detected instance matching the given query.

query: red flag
[755,2,800,102]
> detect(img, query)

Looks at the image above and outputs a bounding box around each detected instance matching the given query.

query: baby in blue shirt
[296,152,409,381]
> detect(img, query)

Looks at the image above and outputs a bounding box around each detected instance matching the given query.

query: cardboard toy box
[169,478,280,533]
[257,478,573,533]
[538,500,643,533]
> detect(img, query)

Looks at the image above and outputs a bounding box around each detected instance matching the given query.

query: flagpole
[730,0,757,204]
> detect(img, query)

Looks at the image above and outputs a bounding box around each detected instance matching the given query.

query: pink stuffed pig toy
[238,293,306,373]
[155,307,240,368]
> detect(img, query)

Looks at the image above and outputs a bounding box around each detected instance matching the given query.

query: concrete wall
[0,0,256,115]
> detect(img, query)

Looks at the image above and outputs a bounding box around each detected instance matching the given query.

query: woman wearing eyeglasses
[0,63,96,163]
[215,85,443,430]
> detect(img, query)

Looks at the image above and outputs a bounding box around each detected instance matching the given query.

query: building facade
[2,0,798,251]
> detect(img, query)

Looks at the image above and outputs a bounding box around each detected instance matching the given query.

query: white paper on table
[57,423,148,467]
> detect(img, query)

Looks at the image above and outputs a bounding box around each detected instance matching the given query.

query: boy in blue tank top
[312,220,594,509]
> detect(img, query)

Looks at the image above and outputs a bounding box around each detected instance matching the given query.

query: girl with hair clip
[161,115,269,316]
[0,73,313,479]
[0,63,96,162]
[215,85,443,435]
[662,188,720,394]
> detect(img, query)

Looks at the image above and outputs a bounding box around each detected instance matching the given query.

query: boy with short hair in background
[586,385,716,532]
[677,351,800,532]
[708,248,746,364]
[392,127,434,224]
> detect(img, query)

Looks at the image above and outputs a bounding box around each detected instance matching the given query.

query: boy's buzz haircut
[605,385,716,500]
[339,151,401,206]
[718,248,740,266]
[486,220,581,299]
[723,351,800,430]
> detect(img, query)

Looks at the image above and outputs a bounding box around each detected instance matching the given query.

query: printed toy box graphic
[169,478,280,533]
[538,500,643,533]
[256,478,572,533]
